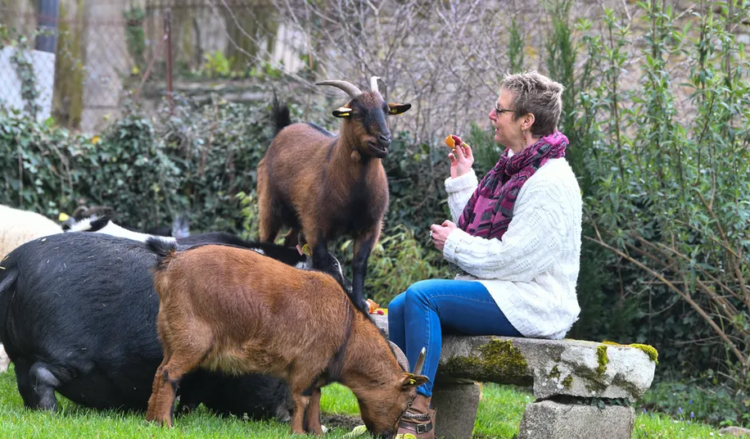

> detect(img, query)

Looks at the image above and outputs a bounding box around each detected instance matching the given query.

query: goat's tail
[272,90,292,136]
[0,259,18,301]
[0,256,18,346]
[145,237,178,271]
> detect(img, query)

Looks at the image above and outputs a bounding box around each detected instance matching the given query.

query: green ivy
[9,37,41,120]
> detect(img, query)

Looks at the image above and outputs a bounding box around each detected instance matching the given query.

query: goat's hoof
[358,299,369,313]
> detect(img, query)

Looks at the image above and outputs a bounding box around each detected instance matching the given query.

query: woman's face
[488,88,523,149]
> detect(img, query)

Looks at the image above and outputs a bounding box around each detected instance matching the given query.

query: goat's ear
[388,103,411,115]
[401,373,429,389]
[88,215,111,232]
[332,107,353,118]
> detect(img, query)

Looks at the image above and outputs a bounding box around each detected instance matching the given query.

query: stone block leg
[430,381,480,439]
[517,400,634,439]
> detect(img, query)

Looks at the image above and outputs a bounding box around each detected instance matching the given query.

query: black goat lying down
[0,232,346,418]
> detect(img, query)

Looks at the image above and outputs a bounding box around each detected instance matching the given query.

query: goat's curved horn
[370,76,380,93]
[412,347,426,375]
[316,80,362,98]
[389,341,410,372]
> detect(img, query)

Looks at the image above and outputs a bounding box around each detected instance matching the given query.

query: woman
[389,72,582,439]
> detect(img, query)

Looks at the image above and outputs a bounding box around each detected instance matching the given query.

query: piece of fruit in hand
[445,134,463,150]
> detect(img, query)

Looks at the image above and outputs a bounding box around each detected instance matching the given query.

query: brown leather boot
[396,394,436,439]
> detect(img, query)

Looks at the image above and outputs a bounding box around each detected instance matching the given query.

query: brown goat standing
[257,77,411,312]
[144,241,428,437]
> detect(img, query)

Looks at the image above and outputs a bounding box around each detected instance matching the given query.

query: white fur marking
[67,216,177,244]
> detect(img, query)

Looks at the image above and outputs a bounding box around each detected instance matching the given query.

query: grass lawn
[0,365,723,438]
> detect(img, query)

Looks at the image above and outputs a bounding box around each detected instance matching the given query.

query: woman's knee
[388,292,406,315]
[404,280,440,308]
[388,293,406,327]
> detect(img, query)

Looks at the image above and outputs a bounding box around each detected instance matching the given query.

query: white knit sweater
[442,157,582,339]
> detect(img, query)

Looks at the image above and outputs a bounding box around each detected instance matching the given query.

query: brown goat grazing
[257,77,411,312]
[145,241,428,437]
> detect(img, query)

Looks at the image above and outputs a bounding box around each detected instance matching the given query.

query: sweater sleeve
[442,181,565,282]
[444,170,478,223]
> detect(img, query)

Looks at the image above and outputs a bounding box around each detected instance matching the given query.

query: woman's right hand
[449,137,474,179]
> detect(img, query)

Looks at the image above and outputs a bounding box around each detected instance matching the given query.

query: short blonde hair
[500,72,564,137]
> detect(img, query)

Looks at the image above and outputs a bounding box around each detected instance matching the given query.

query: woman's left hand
[430,221,457,252]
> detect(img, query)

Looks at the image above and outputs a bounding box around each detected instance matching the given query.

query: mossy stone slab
[371,315,655,401]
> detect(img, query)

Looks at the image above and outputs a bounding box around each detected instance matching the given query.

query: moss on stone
[441,339,531,385]
[630,344,659,364]
[602,340,659,365]
[547,365,561,380]
[596,345,608,376]
[585,380,607,395]
[561,374,573,390]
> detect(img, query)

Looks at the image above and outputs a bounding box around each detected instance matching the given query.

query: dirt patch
[322,413,363,431]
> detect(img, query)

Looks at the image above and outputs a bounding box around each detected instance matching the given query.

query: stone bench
[371,315,657,439]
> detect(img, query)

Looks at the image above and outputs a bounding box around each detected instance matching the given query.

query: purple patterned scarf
[458,131,568,241]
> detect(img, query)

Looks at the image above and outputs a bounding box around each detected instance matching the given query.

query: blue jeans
[388,279,522,397]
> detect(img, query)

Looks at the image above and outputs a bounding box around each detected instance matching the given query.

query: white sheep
[0,347,8,373]
[0,204,63,258]
[0,204,63,373]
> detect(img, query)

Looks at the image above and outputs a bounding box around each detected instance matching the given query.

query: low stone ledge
[371,315,655,401]
[517,400,635,439]
[718,427,750,437]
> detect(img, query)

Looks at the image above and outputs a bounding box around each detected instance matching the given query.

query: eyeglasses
[494,102,516,115]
